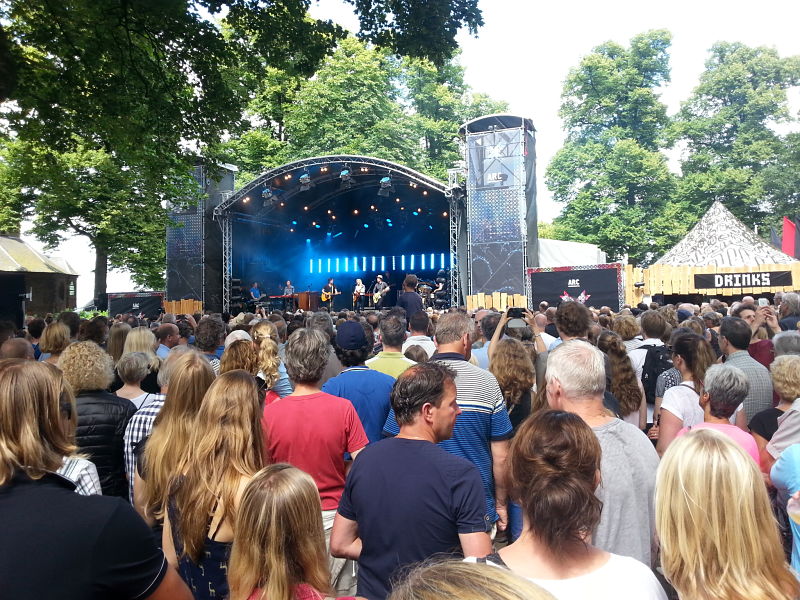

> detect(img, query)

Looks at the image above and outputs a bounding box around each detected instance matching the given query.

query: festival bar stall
[625,201,799,306]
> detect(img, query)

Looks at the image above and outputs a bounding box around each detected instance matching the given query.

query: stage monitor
[528,264,623,312]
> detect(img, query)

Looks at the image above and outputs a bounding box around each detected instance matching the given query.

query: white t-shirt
[466,553,666,600]
[129,392,153,410]
[660,381,703,428]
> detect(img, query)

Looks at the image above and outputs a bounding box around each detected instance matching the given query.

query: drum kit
[417,282,435,308]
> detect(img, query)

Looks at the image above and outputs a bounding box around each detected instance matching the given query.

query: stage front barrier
[466,293,527,312]
[164,299,203,315]
[624,262,800,305]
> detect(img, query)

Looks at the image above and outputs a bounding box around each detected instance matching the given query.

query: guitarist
[353,278,366,312]
[321,278,339,310]
[373,275,389,310]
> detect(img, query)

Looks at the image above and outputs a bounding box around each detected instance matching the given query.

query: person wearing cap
[323,320,396,444]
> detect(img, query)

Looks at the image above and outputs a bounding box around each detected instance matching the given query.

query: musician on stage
[249,281,262,310]
[321,278,338,310]
[283,280,296,311]
[353,278,366,311]
[373,275,389,310]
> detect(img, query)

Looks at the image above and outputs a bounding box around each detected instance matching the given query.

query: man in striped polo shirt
[383,311,513,531]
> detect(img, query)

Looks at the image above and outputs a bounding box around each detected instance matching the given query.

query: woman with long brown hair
[136,352,215,524]
[229,464,357,600]
[106,321,131,364]
[163,370,264,600]
[468,409,666,599]
[656,333,716,456]
[597,330,646,429]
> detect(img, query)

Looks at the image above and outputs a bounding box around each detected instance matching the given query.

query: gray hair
[700,311,721,327]
[545,340,605,398]
[306,312,335,343]
[157,345,196,388]
[704,364,749,419]
[116,352,150,384]
[285,328,329,384]
[783,292,800,317]
[433,311,474,345]
[774,331,800,357]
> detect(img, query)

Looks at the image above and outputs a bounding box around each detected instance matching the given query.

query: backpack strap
[476,552,508,568]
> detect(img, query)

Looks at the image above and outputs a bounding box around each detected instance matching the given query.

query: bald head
[1,338,35,360]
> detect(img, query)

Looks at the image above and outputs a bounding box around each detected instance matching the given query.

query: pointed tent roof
[0,235,79,275]
[655,201,797,267]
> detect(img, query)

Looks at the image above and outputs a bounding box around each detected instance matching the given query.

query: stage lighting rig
[299,173,311,192]
[261,187,275,207]
[377,175,394,197]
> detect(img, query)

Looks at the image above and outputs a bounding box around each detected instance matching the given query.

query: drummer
[417,281,433,309]
[397,274,424,318]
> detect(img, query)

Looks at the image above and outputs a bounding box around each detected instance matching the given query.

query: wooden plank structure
[163,299,203,315]
[465,293,527,311]
[624,263,800,306]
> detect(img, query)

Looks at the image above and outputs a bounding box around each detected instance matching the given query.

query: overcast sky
[26,0,800,306]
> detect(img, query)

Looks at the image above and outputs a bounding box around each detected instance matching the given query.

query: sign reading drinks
[693,271,792,289]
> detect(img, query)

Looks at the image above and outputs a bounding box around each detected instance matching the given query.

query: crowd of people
[2,291,800,600]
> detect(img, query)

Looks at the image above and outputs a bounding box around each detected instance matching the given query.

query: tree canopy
[547,32,800,266]
[0,0,483,302]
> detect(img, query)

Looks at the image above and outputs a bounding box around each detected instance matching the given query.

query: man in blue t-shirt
[383,311,513,530]
[331,362,491,600]
[249,282,261,302]
[322,320,395,443]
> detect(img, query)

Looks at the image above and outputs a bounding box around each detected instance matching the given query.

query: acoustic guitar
[321,290,341,302]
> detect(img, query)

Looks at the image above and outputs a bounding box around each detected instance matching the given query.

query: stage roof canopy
[655,201,796,267]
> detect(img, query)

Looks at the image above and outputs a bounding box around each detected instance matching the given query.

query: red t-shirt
[262,392,368,510]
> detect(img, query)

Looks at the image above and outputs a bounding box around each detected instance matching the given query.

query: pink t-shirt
[262,392,368,510]
[677,422,761,467]
[248,583,356,600]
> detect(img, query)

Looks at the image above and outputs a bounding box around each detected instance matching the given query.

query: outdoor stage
[218,155,455,312]
[166,115,539,313]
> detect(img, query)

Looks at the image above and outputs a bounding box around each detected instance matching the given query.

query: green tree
[546,30,677,265]
[0,0,483,298]
[675,43,800,228]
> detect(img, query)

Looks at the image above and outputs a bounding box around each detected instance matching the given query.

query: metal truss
[446,167,466,306]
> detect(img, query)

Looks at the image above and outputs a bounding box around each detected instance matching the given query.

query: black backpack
[640,344,672,406]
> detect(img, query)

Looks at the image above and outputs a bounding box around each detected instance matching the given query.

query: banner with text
[693,271,792,289]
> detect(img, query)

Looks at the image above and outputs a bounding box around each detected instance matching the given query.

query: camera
[507,307,525,319]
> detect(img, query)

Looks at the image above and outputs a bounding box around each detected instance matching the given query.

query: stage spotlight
[363,223,369,228]
[377,175,393,197]
[299,173,311,191]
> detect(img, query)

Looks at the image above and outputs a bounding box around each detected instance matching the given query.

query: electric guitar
[321,290,341,302]
[373,284,391,303]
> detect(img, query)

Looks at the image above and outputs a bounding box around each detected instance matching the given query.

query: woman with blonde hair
[163,370,264,600]
[656,429,799,600]
[257,336,282,405]
[112,326,161,394]
[470,409,666,599]
[229,464,358,600]
[389,561,555,600]
[597,330,646,429]
[39,321,71,365]
[252,319,292,397]
[655,333,716,456]
[107,321,131,364]
[220,339,259,377]
[136,352,215,524]
[58,341,137,498]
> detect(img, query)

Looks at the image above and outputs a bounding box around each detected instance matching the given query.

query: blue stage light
[306,238,311,244]
[430,254,435,269]
[309,259,313,274]
[363,223,369,228]
[386,218,391,223]
[292,220,298,225]
[392,256,396,270]
[315,224,321,229]
[381,256,385,271]
[410,254,415,270]
[421,254,426,270]
[401,255,405,270]
[327,258,331,272]
[371,256,375,271]
[344,257,349,272]
[428,225,433,230]
[441,253,445,269]
[326,232,331,236]
[412,211,419,216]
[336,258,340,273]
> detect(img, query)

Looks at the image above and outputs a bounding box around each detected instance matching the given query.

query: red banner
[782,217,797,257]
